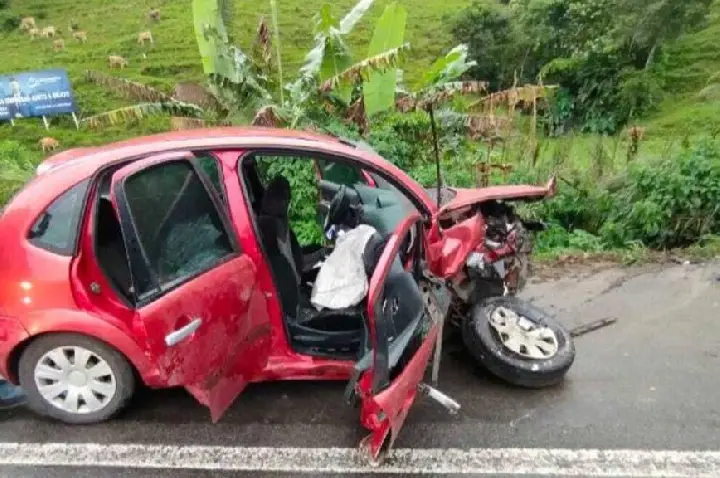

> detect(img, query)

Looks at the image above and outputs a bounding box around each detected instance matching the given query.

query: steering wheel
[323,185,350,233]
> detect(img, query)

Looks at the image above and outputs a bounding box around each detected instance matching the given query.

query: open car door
[110,153,271,422]
[348,213,452,461]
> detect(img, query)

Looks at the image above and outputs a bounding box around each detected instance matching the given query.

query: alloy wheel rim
[34,346,117,414]
[488,306,559,360]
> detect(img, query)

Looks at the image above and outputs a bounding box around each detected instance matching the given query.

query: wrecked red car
[0,127,574,459]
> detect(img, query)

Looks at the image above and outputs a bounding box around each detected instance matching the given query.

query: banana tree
[192,0,408,128]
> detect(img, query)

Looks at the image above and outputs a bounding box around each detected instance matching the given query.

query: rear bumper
[0,316,30,382]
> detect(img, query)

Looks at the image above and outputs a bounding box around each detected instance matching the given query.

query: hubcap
[488,306,559,360]
[33,346,117,415]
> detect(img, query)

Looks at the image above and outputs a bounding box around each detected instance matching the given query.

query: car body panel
[436,177,557,218]
[359,212,440,459]
[0,316,29,380]
[426,214,485,279]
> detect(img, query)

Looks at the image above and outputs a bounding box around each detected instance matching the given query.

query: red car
[0,128,574,460]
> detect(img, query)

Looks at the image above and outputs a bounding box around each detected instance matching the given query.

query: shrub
[0,140,36,206]
[0,11,20,32]
[529,139,720,250]
[601,139,720,248]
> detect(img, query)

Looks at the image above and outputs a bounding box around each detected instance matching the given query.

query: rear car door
[350,213,450,460]
[110,154,271,421]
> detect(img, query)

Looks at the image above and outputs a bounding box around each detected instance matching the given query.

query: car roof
[2,127,429,232]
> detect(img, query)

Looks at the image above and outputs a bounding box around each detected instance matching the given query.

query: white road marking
[1,443,720,476]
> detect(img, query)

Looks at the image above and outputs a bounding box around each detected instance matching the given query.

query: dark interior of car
[95,179,134,302]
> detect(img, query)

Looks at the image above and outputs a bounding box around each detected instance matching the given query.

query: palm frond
[401,81,489,111]
[320,43,410,93]
[83,101,204,129]
[469,84,558,112]
[84,71,171,102]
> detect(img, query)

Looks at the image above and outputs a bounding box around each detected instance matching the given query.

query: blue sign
[0,69,76,121]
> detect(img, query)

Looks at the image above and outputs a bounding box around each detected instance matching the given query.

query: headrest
[261,176,291,218]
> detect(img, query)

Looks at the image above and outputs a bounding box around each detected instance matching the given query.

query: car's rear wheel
[19,333,135,424]
[462,296,575,388]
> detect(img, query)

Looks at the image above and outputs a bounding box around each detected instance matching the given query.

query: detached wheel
[462,296,575,388]
[19,334,135,424]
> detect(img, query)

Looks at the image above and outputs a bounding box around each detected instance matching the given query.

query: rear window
[27,179,91,255]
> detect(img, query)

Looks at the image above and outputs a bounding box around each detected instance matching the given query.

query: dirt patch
[531,248,718,282]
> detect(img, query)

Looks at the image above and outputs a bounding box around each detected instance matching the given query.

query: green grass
[644,1,720,135]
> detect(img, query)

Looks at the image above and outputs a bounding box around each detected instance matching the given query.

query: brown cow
[39,137,60,153]
[108,55,128,69]
[20,17,36,31]
[41,26,56,38]
[53,38,65,51]
[72,31,88,43]
[137,31,154,45]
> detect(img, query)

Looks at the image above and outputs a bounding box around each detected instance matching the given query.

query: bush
[530,139,720,250]
[0,140,36,206]
[601,139,720,248]
[367,111,432,171]
[0,11,20,32]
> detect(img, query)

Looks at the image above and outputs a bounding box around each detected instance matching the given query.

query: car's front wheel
[19,333,135,424]
[462,296,575,388]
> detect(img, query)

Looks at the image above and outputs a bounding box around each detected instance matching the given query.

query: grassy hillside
[645,1,720,135]
[0,0,471,157]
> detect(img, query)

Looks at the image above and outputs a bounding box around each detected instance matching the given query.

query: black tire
[18,333,136,424]
[462,296,575,388]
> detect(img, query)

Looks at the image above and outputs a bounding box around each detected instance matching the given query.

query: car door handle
[165,318,202,347]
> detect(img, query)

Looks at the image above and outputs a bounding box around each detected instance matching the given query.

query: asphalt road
[1,260,719,477]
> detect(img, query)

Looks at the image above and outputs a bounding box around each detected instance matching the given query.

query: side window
[194,154,226,204]
[122,161,234,296]
[317,159,364,186]
[27,178,91,255]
